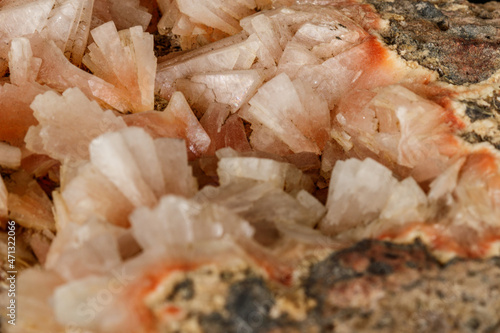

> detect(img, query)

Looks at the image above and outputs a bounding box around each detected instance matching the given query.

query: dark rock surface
[165,240,500,333]
[459,90,500,148]
[301,240,500,333]
[360,0,500,156]
[366,0,500,85]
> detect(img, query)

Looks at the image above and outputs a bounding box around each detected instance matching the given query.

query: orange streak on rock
[254,257,294,286]
[163,305,182,316]
[462,151,498,176]
[365,37,390,66]
[377,223,465,257]
[126,263,200,331]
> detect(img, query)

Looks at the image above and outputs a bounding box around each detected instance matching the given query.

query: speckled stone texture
[460,91,500,148]
[303,241,500,333]
[355,0,500,169]
[158,240,500,333]
[366,0,500,85]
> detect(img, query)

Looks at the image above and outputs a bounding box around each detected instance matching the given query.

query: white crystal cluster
[332,85,459,182]
[321,158,428,234]
[25,88,127,163]
[57,127,198,228]
[0,2,157,113]
[123,91,211,157]
[0,0,151,72]
[83,21,156,112]
[322,152,500,261]
[2,1,500,332]
[157,0,273,50]
[156,5,382,155]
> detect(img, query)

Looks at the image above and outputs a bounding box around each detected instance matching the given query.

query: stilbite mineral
[0,0,500,332]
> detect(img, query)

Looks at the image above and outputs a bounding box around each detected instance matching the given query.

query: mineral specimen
[1,0,500,332]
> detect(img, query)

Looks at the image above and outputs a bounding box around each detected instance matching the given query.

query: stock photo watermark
[6,220,17,326]
[64,266,138,333]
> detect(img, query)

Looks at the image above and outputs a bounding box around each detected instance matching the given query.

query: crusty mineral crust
[459,90,500,148]
[303,240,500,333]
[142,3,500,332]
[366,0,500,85]
[359,0,500,160]
[156,240,500,333]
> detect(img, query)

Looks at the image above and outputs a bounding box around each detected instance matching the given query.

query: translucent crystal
[179,69,263,113]
[32,37,130,111]
[8,37,41,85]
[217,154,313,193]
[335,84,457,182]
[218,156,290,188]
[177,0,241,35]
[53,275,113,327]
[83,22,156,112]
[159,91,211,156]
[122,92,211,158]
[14,269,64,333]
[129,195,253,250]
[157,0,264,50]
[89,130,159,207]
[61,162,134,226]
[49,221,122,282]
[6,170,55,231]
[156,32,259,98]
[0,141,21,169]
[201,106,251,154]
[59,128,197,229]
[276,41,320,79]
[245,72,328,153]
[321,158,398,235]
[0,81,48,146]
[0,0,54,39]
[92,0,152,31]
[297,38,408,108]
[154,137,198,198]
[380,177,428,223]
[42,0,94,65]
[26,87,127,162]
